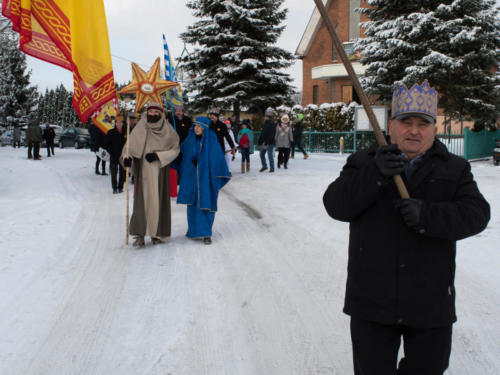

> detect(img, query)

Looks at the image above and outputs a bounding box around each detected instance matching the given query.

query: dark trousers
[110,162,125,190]
[350,317,452,375]
[291,137,307,156]
[46,140,55,156]
[33,142,41,159]
[277,147,290,167]
[95,156,106,174]
[240,148,250,163]
[13,140,21,148]
[28,142,33,158]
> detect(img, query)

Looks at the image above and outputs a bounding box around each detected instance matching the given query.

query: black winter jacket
[210,119,235,152]
[258,120,277,146]
[105,128,126,164]
[323,140,490,328]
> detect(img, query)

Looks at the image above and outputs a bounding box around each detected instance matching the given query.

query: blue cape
[177,127,230,211]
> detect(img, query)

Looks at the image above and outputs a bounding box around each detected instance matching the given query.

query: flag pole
[312,0,409,199]
[125,115,131,245]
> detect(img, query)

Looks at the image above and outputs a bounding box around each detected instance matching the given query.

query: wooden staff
[125,115,131,245]
[312,0,409,199]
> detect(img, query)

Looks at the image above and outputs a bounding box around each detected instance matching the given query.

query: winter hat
[281,114,290,123]
[264,107,275,117]
[146,102,164,112]
[173,104,184,112]
[194,116,211,129]
[128,111,137,118]
[209,107,220,116]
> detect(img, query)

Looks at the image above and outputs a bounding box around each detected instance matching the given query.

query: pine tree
[0,26,38,126]
[180,0,296,119]
[356,0,500,129]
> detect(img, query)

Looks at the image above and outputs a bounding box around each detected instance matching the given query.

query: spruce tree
[180,0,295,118]
[356,0,500,129]
[0,26,38,126]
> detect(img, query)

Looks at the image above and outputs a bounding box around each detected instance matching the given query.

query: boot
[151,237,163,245]
[132,236,145,247]
[290,155,294,159]
[241,163,245,173]
[304,154,309,160]
[246,162,250,172]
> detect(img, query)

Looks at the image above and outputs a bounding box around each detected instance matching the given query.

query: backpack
[239,133,250,149]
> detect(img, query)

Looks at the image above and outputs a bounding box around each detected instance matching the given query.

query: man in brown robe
[122,103,180,246]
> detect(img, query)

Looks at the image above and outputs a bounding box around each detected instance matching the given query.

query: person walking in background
[322,81,490,375]
[223,120,236,175]
[105,120,126,194]
[275,114,293,169]
[12,125,21,148]
[208,107,236,155]
[237,119,254,173]
[26,123,33,159]
[43,124,56,157]
[258,108,277,173]
[89,122,107,175]
[172,104,193,183]
[177,116,231,245]
[291,113,308,160]
[30,120,43,160]
[122,102,179,247]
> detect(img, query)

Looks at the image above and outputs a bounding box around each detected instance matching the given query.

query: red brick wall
[302,0,370,106]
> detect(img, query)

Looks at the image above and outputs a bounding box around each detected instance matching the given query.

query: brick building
[295,0,369,106]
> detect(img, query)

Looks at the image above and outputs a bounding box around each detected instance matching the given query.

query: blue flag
[163,34,183,106]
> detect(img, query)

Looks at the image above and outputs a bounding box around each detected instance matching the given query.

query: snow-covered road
[0,147,498,375]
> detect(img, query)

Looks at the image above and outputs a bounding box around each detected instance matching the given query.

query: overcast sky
[25,0,315,93]
[22,0,500,94]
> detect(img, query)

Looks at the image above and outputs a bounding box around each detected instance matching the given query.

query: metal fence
[252,129,498,160]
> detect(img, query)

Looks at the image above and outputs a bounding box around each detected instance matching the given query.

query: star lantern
[117,57,179,113]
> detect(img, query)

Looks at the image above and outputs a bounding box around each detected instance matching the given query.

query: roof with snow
[295,0,333,58]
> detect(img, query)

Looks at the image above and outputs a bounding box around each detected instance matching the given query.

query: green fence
[252,129,497,160]
[464,128,500,160]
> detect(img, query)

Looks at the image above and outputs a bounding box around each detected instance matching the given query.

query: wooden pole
[125,116,131,245]
[312,0,409,199]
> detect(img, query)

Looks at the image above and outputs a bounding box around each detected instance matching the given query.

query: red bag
[239,133,250,149]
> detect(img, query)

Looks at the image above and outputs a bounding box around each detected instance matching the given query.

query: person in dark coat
[171,104,193,183]
[208,107,236,155]
[322,81,490,375]
[291,113,308,159]
[43,124,56,157]
[258,107,277,172]
[105,121,126,193]
[89,123,107,175]
[30,121,43,160]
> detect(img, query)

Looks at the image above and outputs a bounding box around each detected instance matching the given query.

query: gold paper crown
[391,80,438,121]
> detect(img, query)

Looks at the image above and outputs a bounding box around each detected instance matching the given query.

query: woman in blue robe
[177,116,231,244]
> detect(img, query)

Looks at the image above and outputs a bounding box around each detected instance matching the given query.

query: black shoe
[203,237,212,245]
[95,170,100,175]
[259,167,267,172]
[269,169,275,173]
[113,189,118,194]
[277,163,281,168]
[101,172,108,176]
[284,164,288,169]
[118,188,123,193]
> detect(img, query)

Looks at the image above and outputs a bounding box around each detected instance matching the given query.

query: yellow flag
[2,0,116,127]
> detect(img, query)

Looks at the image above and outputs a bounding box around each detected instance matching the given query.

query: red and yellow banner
[2,0,116,126]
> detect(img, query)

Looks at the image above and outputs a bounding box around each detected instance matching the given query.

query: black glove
[123,157,132,167]
[394,198,424,231]
[192,158,198,167]
[145,152,159,163]
[375,144,405,178]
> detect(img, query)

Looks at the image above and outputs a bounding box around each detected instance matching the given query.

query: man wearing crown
[323,81,490,374]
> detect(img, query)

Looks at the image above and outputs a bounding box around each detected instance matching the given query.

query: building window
[313,85,319,105]
[332,42,360,62]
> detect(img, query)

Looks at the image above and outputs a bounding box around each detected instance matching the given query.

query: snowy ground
[0,146,498,375]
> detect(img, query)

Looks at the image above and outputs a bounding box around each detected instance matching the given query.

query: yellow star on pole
[117,57,179,113]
